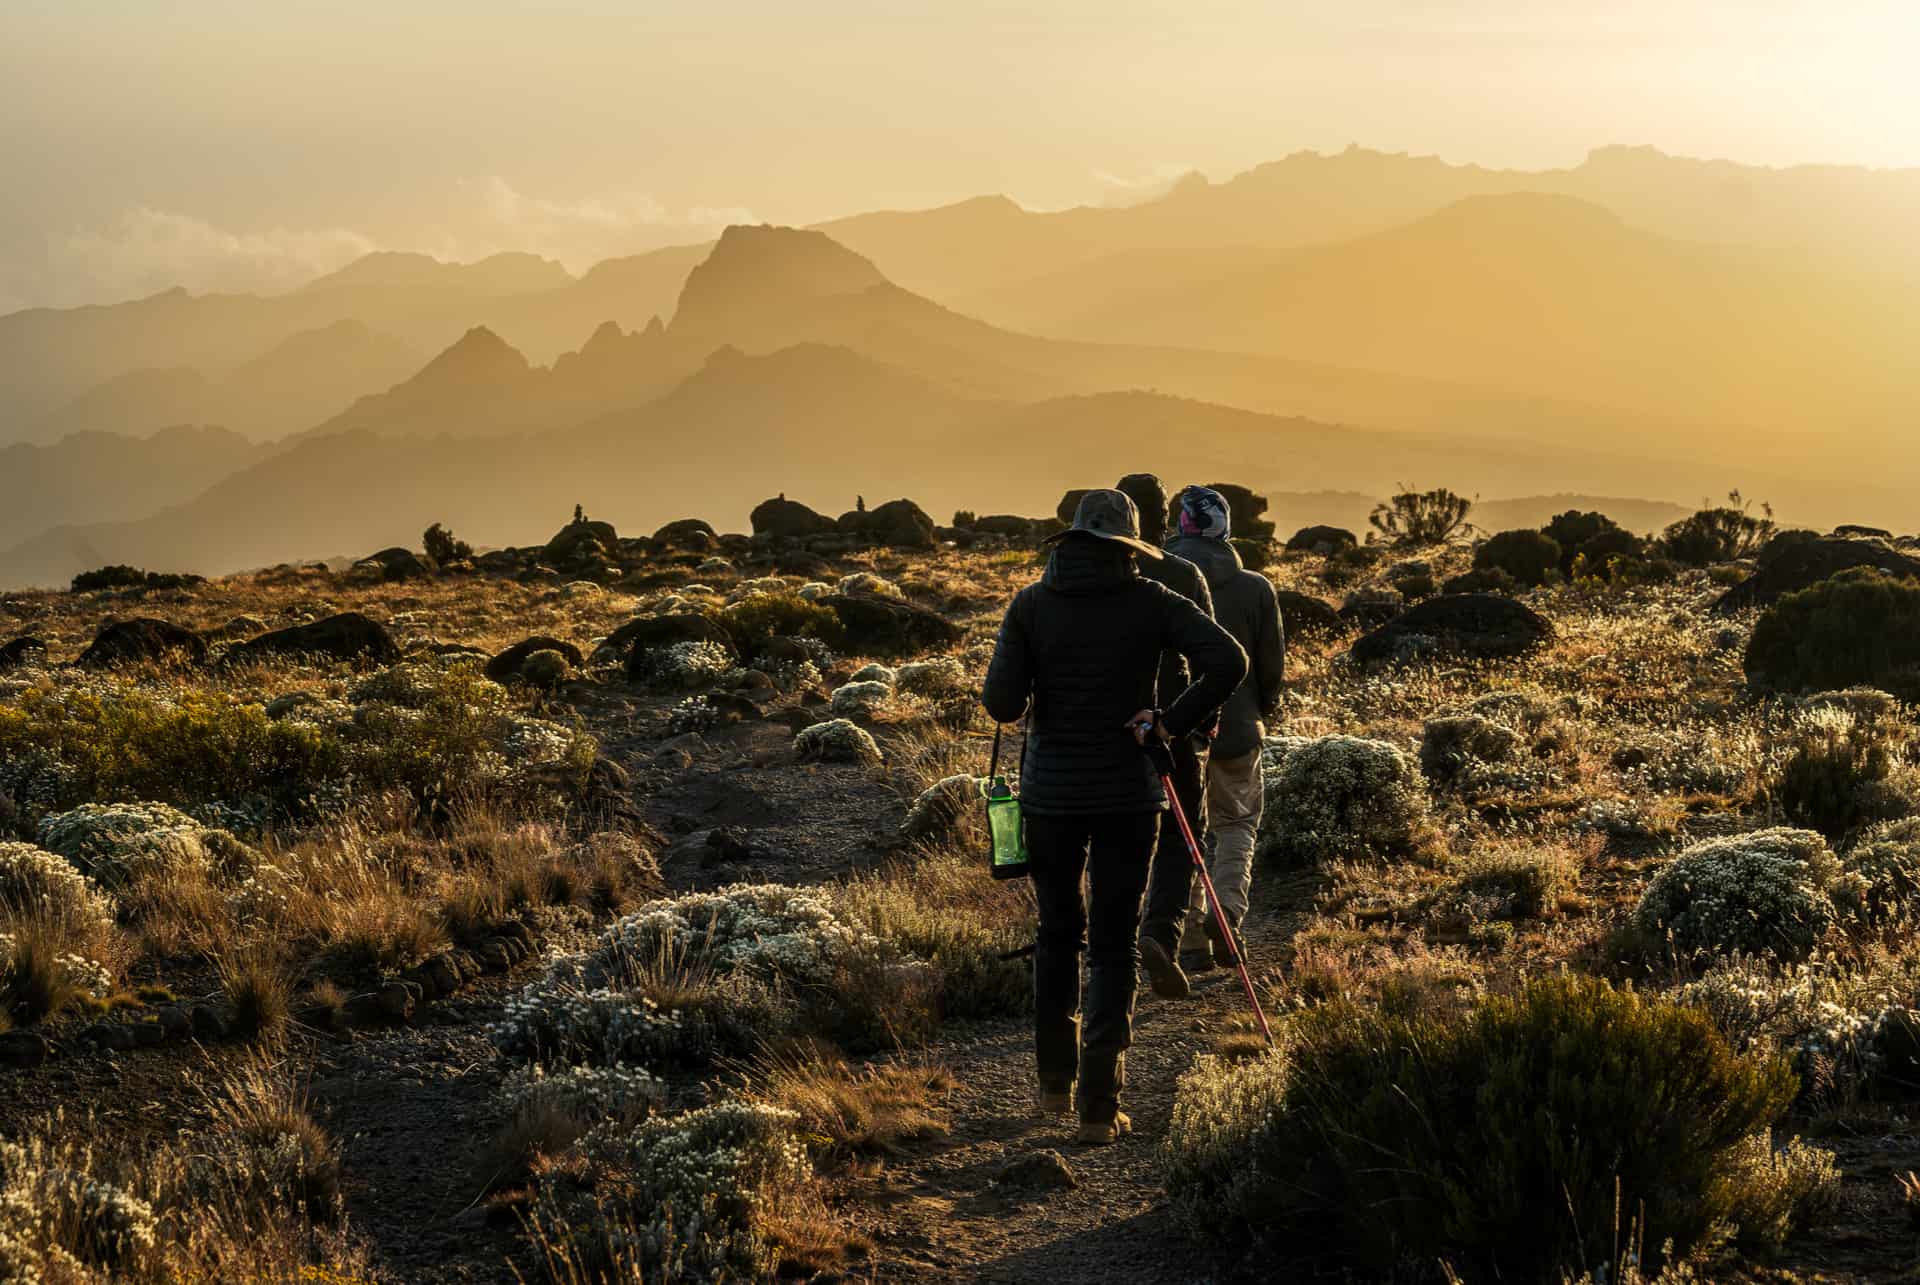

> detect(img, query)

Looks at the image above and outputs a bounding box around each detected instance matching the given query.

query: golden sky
[3,0,1916,311]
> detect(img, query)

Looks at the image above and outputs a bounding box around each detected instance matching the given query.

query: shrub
[895,657,967,697]
[423,522,471,564]
[1768,704,1914,840]
[897,775,979,845]
[1570,525,1649,578]
[1542,510,1621,560]
[1630,828,1852,964]
[793,719,882,766]
[1474,529,1562,587]
[1660,494,1775,567]
[1165,974,1796,1278]
[36,802,222,888]
[829,681,892,718]
[1442,566,1517,596]
[1260,736,1431,865]
[719,592,846,657]
[0,685,342,816]
[1368,487,1473,546]
[0,840,116,934]
[1844,817,1920,926]
[1427,843,1578,934]
[70,565,203,593]
[1746,568,1920,701]
[1419,714,1520,790]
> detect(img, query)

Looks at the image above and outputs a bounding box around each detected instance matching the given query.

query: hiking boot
[1037,1086,1074,1116]
[1179,948,1217,976]
[1075,1112,1132,1146]
[1139,937,1191,1000]
[1204,915,1242,969]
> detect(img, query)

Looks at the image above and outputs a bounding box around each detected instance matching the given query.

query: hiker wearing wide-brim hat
[984,488,1246,1145]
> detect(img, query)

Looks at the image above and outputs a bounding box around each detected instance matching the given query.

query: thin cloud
[49,208,378,304]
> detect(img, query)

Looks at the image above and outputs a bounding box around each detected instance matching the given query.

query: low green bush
[1166,974,1798,1278]
[1745,568,1920,701]
[1768,705,1914,841]
[1474,529,1562,587]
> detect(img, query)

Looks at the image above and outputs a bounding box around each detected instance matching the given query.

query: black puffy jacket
[981,538,1247,816]
[1138,549,1213,708]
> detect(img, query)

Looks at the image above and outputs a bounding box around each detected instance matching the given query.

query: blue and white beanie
[1176,486,1231,541]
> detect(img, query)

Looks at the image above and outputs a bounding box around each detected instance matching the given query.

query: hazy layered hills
[0,426,270,551]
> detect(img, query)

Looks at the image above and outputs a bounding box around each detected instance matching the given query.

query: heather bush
[0,840,116,932]
[1368,488,1473,546]
[1768,704,1916,840]
[793,719,882,765]
[1165,974,1796,1278]
[1746,568,1920,701]
[1630,828,1854,963]
[895,657,967,697]
[718,591,846,657]
[1260,736,1431,865]
[1661,496,1776,567]
[1843,817,1920,926]
[1474,529,1562,587]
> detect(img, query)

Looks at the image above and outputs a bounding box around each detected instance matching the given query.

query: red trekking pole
[1146,738,1274,1047]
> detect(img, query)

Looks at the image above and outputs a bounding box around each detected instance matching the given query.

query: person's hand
[1127,709,1170,745]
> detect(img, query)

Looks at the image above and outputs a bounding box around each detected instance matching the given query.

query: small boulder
[545,519,618,563]
[1286,525,1359,555]
[231,612,398,664]
[750,496,836,539]
[0,635,47,671]
[1273,591,1343,640]
[994,1149,1077,1196]
[653,518,719,551]
[839,498,938,550]
[77,618,207,668]
[486,636,585,682]
[352,547,434,581]
[1351,593,1554,665]
[1713,532,1920,614]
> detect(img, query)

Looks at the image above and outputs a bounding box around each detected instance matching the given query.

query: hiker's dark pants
[1026,810,1158,1123]
[1137,736,1207,955]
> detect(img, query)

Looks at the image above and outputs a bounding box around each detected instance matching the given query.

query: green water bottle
[981,775,1030,881]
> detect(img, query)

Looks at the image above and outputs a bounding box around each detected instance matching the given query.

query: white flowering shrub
[899,774,981,845]
[1673,954,1900,1092]
[582,885,875,991]
[1260,735,1431,865]
[0,841,116,930]
[563,1100,810,1280]
[501,1062,665,1129]
[847,663,895,685]
[1631,828,1855,963]
[726,576,793,604]
[1845,817,1920,925]
[503,716,576,767]
[793,719,882,766]
[35,802,215,888]
[0,1137,159,1275]
[1612,726,1755,795]
[662,696,720,737]
[896,657,967,697]
[633,640,733,689]
[795,581,833,601]
[836,572,902,599]
[829,681,891,718]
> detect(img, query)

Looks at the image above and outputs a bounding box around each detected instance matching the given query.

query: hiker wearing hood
[982,489,1245,1145]
[1114,472,1219,1004]
[1166,486,1286,970]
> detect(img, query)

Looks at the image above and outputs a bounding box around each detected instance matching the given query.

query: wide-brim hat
[1041,488,1164,559]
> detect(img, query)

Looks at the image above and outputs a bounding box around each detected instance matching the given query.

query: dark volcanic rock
[486,636,585,681]
[353,547,434,581]
[1713,533,1920,614]
[1351,593,1553,664]
[1286,525,1359,555]
[232,612,398,664]
[610,613,733,655]
[545,519,618,563]
[1055,489,1095,527]
[750,496,836,539]
[0,635,47,670]
[653,518,718,550]
[972,515,1038,540]
[838,498,937,550]
[1274,591,1344,640]
[77,618,207,668]
[823,593,963,657]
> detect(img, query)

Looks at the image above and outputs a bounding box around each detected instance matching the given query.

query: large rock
[823,594,962,657]
[77,618,207,668]
[545,519,618,563]
[1713,533,1920,614]
[486,635,585,681]
[232,612,398,664]
[353,547,434,581]
[1350,594,1553,665]
[1274,591,1344,640]
[837,498,937,550]
[972,515,1038,540]
[1286,525,1359,555]
[0,635,47,671]
[606,613,732,654]
[750,496,836,539]
[653,518,718,550]
[1201,483,1276,540]
[1055,489,1094,527]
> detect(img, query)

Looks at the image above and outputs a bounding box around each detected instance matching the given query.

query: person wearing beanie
[982,489,1245,1145]
[1166,486,1285,971]
[1113,473,1218,1003]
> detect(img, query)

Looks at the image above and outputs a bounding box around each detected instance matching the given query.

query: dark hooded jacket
[1115,473,1215,706]
[981,537,1246,815]
[1164,535,1285,759]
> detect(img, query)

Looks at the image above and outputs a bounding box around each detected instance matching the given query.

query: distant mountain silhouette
[0,426,270,551]
[297,251,574,297]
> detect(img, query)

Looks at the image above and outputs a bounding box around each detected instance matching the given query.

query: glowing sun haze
[3,0,1916,312]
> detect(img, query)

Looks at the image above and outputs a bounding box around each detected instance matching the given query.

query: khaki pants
[1180,748,1263,951]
